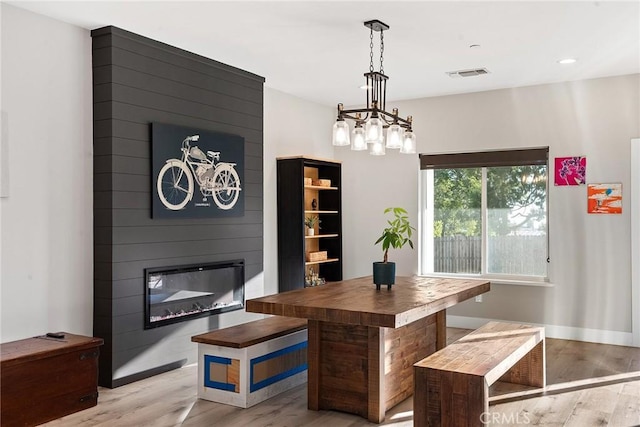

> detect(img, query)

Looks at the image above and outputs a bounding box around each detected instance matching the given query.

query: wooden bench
[413,321,545,426]
[191,316,308,408]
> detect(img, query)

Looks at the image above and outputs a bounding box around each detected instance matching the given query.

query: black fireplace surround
[144,260,245,329]
[92,25,264,387]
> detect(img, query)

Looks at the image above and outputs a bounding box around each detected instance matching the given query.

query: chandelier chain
[380,30,385,74]
[369,27,374,73]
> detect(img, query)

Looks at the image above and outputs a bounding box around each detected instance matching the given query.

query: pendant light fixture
[332,19,416,155]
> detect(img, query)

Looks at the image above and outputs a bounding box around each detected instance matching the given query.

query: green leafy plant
[304,215,321,229]
[375,207,415,263]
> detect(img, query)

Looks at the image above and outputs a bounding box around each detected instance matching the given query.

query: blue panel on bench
[249,341,308,393]
[204,354,236,392]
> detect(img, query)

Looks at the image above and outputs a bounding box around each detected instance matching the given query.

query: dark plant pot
[373,262,396,290]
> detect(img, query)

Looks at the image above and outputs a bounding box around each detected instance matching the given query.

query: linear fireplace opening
[144,260,245,329]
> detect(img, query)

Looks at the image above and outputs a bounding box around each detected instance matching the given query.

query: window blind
[419,147,549,170]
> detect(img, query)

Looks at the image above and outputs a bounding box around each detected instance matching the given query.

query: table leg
[307,321,370,419]
[367,326,384,423]
[307,320,320,411]
[436,309,447,350]
[307,316,438,423]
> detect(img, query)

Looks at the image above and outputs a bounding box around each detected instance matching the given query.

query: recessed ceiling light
[558,58,577,64]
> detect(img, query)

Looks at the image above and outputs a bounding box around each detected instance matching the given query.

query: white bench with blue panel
[191,316,308,408]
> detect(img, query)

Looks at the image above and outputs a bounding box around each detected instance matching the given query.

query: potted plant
[373,207,415,290]
[304,215,320,236]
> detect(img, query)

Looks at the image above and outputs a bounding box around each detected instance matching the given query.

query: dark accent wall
[91,26,264,387]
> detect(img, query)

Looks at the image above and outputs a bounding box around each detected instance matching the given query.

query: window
[419,148,549,281]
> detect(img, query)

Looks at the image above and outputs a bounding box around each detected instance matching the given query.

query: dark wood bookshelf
[276,156,342,292]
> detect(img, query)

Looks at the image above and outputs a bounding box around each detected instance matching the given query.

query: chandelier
[332,19,416,156]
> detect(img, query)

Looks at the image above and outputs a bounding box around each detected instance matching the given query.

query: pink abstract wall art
[554,156,586,186]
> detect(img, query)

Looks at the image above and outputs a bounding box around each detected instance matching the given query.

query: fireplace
[144,260,245,329]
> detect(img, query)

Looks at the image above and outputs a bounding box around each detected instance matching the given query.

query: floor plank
[609,383,640,427]
[43,328,640,427]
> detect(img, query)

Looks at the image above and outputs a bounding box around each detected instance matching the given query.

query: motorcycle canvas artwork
[152,123,244,219]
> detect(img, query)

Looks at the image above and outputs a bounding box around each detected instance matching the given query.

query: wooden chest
[0,333,104,427]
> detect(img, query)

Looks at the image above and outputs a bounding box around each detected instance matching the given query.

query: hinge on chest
[79,350,99,360]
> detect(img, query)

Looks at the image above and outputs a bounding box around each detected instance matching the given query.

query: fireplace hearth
[144,260,244,329]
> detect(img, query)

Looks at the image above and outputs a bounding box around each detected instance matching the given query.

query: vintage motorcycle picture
[156,135,242,211]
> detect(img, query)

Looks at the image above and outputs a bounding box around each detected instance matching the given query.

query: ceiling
[9,1,640,107]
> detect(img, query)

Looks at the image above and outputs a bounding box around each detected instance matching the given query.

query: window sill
[418,273,556,288]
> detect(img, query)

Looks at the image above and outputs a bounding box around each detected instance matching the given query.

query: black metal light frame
[336,20,413,131]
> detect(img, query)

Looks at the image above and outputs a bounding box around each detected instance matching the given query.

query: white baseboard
[447,315,636,347]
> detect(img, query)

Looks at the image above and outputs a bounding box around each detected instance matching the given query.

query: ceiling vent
[446,68,490,78]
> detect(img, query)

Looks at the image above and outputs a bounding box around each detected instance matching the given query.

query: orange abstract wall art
[587,183,622,214]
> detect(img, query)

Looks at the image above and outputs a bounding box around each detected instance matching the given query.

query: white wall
[3,2,638,347]
[336,142,420,280]
[0,4,336,343]
[263,87,335,297]
[0,4,93,342]
[336,74,640,345]
[0,4,337,342]
[632,138,640,346]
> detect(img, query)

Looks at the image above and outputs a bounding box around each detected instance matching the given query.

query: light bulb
[332,120,350,146]
[369,141,385,156]
[351,126,367,151]
[386,124,403,149]
[365,117,384,144]
[400,131,416,154]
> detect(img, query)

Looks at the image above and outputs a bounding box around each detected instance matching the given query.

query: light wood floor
[45,329,640,427]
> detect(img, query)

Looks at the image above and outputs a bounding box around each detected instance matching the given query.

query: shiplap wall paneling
[92,26,265,387]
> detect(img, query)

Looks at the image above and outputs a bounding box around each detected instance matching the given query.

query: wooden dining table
[245,275,490,423]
